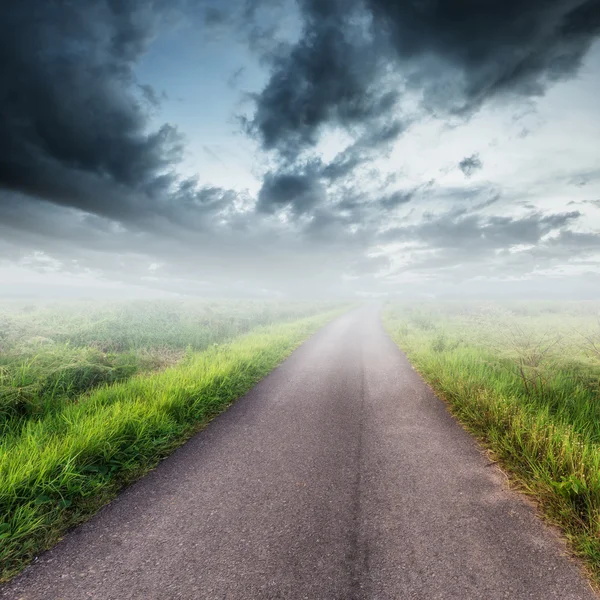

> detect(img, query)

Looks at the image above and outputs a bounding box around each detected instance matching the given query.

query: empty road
[1,307,595,599]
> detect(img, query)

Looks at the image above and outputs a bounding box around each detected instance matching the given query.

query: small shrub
[431,333,447,353]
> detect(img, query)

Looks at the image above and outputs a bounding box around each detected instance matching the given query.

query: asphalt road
[1,307,596,600]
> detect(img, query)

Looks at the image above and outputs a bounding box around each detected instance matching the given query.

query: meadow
[0,299,345,581]
[383,301,600,580]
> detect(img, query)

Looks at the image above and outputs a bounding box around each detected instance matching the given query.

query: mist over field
[1,0,599,300]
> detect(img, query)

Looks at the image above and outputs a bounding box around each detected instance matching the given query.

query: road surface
[1,307,596,599]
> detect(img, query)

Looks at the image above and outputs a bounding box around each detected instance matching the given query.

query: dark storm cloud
[368,0,600,102]
[0,0,259,243]
[249,0,600,157]
[0,0,220,225]
[459,154,483,178]
[250,114,411,237]
[246,0,400,158]
[257,171,325,214]
[255,141,421,228]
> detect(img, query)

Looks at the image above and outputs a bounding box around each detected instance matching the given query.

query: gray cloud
[0,0,242,232]
[249,0,600,159]
[381,210,581,249]
[369,0,600,105]
[321,120,409,183]
[459,154,483,178]
[1,0,599,299]
[246,0,401,159]
[378,209,592,291]
[1,2,177,200]
[0,0,266,251]
[257,171,325,214]
[568,168,600,187]
[379,191,415,210]
[138,83,163,108]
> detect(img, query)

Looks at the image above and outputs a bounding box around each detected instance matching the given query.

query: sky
[1,0,600,299]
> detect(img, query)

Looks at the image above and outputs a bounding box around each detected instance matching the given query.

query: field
[383,301,600,579]
[0,299,346,581]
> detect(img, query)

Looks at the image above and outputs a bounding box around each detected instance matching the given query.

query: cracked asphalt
[1,306,596,599]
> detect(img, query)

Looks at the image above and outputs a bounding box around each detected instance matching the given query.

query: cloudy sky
[1,0,600,298]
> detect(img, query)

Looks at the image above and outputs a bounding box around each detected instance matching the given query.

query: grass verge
[383,303,600,586]
[0,308,343,582]
[0,299,340,431]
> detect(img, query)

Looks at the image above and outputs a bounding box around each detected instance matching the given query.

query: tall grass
[0,299,338,433]
[0,303,345,581]
[0,299,330,353]
[383,301,600,582]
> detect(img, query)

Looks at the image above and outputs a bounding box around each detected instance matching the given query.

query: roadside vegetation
[0,299,345,581]
[0,300,336,435]
[383,301,600,582]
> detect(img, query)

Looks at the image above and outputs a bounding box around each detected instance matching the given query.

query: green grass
[0,299,338,433]
[0,301,346,581]
[383,301,600,583]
